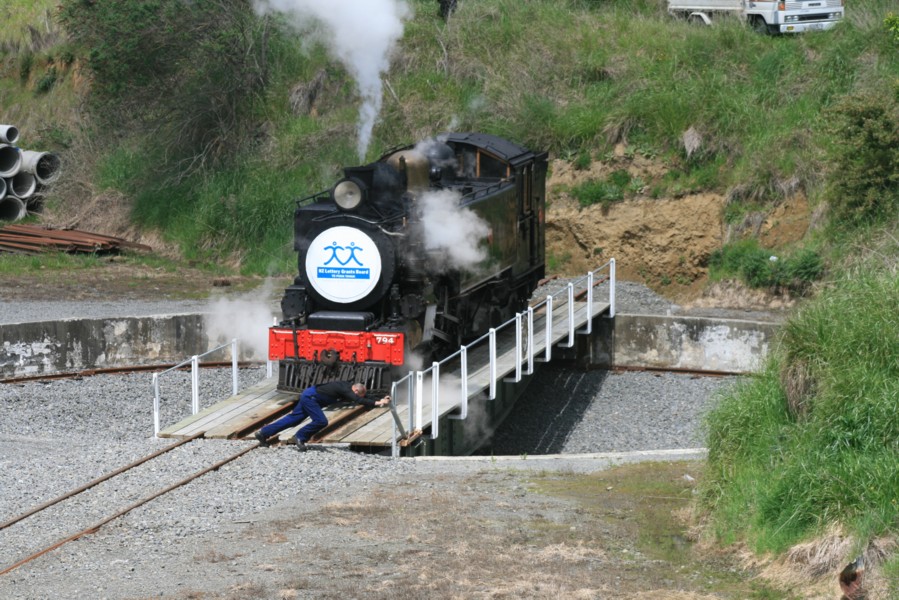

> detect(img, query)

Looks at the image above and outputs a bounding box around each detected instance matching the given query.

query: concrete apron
[0,312,779,379]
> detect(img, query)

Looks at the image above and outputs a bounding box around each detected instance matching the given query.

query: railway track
[0,434,263,576]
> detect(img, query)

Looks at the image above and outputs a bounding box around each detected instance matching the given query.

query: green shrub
[573,151,592,170]
[886,12,899,43]
[35,66,56,93]
[824,92,899,228]
[709,239,824,293]
[573,179,623,207]
[572,169,632,207]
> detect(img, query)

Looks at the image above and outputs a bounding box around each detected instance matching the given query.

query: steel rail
[0,432,204,532]
[610,365,747,377]
[0,441,261,577]
[0,361,263,385]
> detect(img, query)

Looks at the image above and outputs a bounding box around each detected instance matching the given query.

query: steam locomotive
[268,132,548,392]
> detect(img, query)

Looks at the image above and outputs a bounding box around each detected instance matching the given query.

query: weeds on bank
[709,238,824,294]
[0,250,229,278]
[0,251,101,275]
[702,271,899,553]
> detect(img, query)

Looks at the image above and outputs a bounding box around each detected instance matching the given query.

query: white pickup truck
[667,0,845,34]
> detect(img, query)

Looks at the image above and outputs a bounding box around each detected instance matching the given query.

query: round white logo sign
[305,226,382,303]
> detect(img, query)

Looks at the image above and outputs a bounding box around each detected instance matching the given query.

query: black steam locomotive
[269,132,547,392]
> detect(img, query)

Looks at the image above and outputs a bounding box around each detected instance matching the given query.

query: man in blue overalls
[254,381,390,451]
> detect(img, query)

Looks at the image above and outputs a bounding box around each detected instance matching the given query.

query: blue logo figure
[341,242,365,266]
[323,241,343,265]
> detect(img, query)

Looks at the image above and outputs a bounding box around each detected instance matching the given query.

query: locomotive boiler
[269,132,547,393]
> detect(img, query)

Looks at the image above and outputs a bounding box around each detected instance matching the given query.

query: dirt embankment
[546,152,812,307]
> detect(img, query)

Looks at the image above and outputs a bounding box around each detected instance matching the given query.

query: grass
[702,270,899,553]
[0,251,102,275]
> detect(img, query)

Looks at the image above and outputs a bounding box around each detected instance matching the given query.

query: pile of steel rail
[0,223,151,254]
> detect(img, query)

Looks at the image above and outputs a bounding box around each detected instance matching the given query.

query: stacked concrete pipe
[0,123,62,222]
[0,125,18,145]
[0,195,26,221]
[21,150,61,185]
[0,171,27,221]
[0,144,21,179]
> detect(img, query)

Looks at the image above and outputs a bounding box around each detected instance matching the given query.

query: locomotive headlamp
[332,178,366,211]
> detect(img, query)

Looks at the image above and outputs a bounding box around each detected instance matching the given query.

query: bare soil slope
[546,154,812,309]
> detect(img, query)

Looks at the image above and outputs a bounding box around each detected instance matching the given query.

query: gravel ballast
[0,282,749,598]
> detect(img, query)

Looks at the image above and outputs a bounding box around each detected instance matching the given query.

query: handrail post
[513,313,522,382]
[267,317,276,378]
[526,306,535,375]
[152,373,161,438]
[488,328,496,400]
[610,257,616,318]
[563,282,575,348]
[584,271,594,334]
[190,355,200,415]
[415,370,424,432]
[450,346,468,420]
[231,338,239,397]
[406,376,415,435]
[544,295,553,361]
[390,380,399,458]
[431,362,440,440]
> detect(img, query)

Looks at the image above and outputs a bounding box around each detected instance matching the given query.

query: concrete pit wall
[572,313,780,374]
[1,312,780,380]
[0,315,218,378]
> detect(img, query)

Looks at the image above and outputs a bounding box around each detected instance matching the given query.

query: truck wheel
[752,16,771,35]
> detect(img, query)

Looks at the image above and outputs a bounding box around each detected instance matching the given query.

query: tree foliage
[825,91,899,228]
[59,0,271,172]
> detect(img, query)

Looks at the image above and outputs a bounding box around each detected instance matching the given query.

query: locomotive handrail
[388,258,616,457]
[293,190,331,207]
[461,178,514,203]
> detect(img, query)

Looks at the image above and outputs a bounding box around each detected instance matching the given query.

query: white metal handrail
[151,338,240,437]
[389,259,616,456]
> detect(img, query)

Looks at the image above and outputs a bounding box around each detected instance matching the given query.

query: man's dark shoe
[254,431,270,447]
[294,440,307,452]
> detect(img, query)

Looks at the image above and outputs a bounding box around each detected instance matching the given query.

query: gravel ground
[0,281,745,598]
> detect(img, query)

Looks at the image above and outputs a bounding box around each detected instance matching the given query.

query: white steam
[252,0,412,161]
[204,281,278,360]
[416,189,490,271]
[397,371,495,450]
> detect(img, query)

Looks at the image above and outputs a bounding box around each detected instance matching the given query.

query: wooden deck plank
[203,387,299,439]
[178,388,287,439]
[159,377,277,437]
[318,407,389,443]
[162,382,287,438]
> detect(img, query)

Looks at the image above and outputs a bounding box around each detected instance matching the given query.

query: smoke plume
[204,280,278,361]
[415,189,490,271]
[252,0,411,161]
